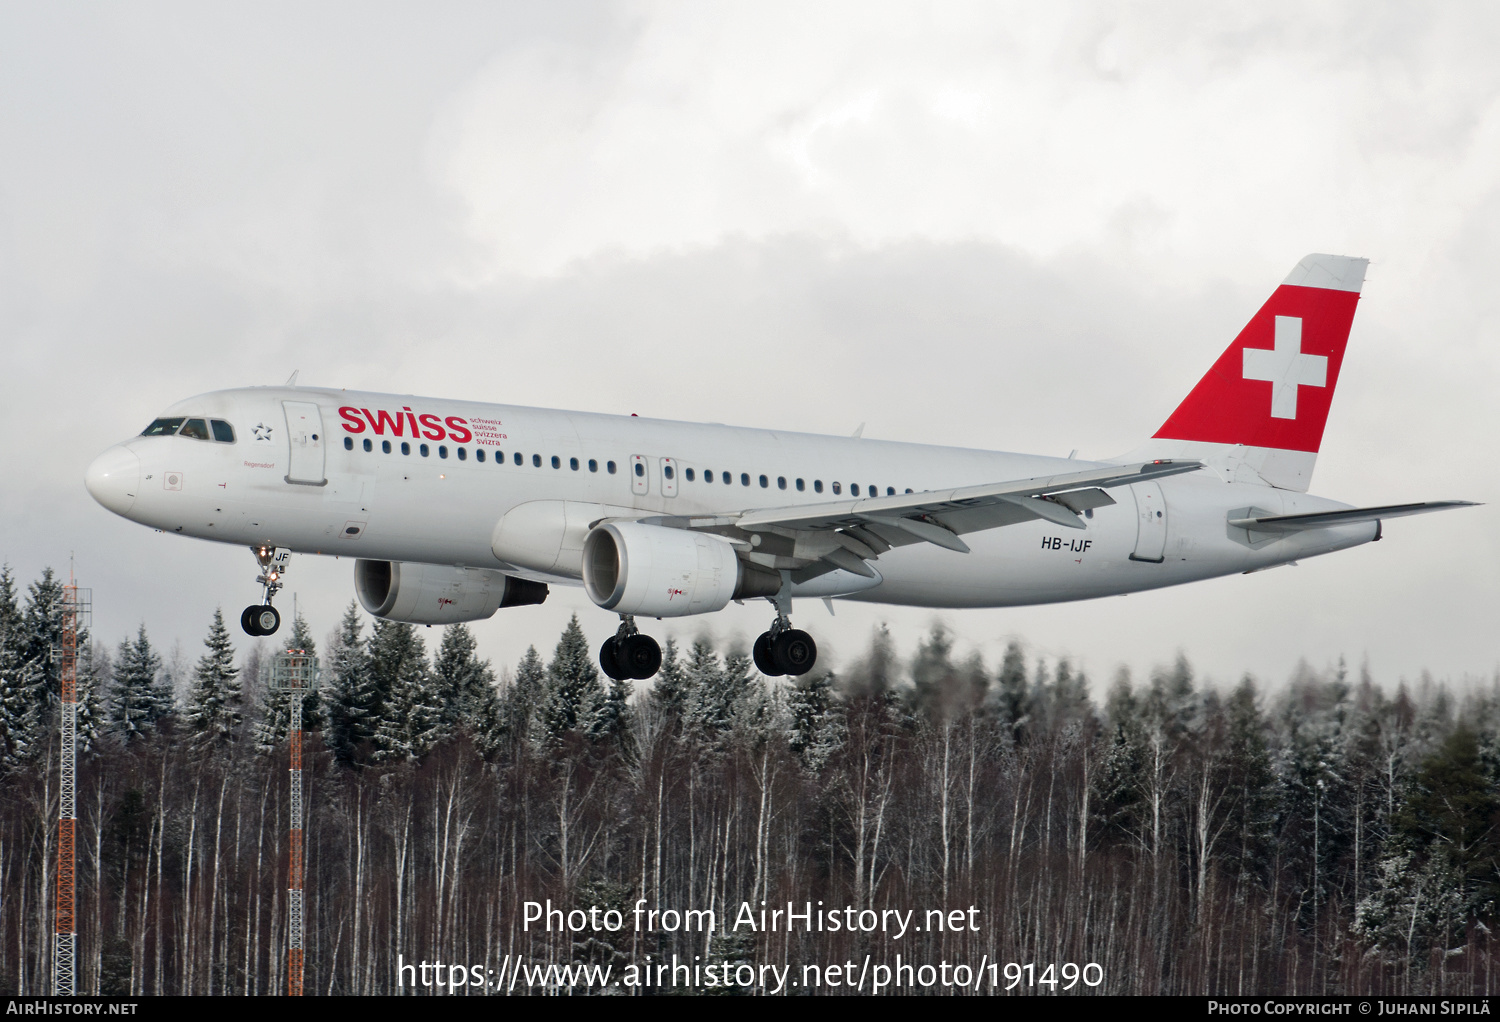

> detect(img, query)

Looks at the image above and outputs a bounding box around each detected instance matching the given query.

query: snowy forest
[1,563,1498,997]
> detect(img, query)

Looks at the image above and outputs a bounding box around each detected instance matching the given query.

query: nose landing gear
[600,616,662,681]
[752,572,817,677]
[242,545,289,637]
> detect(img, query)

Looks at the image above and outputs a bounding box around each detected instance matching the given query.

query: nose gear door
[283,401,327,486]
[1129,481,1167,562]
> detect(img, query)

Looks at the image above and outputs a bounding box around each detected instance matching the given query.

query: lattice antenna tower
[54,578,90,996]
[267,649,319,996]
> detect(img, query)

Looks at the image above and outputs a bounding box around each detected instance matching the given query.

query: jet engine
[582,522,779,618]
[355,560,548,625]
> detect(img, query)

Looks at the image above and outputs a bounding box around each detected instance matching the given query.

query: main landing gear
[241,545,289,637]
[600,616,662,681]
[752,616,817,677]
[752,572,817,677]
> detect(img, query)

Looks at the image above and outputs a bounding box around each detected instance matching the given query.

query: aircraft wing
[631,460,1202,581]
[1228,501,1479,533]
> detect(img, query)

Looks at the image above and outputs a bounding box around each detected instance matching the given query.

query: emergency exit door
[1129,481,1167,562]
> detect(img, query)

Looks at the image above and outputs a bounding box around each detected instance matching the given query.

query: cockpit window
[178,418,211,441]
[210,419,235,443]
[140,417,185,437]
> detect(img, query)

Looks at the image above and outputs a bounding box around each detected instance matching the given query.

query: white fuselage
[88,386,1376,609]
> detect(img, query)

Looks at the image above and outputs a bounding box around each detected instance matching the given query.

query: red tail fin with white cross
[1139,254,1367,491]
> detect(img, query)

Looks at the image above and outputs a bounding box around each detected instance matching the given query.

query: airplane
[84,254,1475,681]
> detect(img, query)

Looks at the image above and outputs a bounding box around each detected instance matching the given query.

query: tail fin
[1137,253,1368,491]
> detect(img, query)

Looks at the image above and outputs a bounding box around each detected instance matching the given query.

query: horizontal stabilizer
[1228,501,1478,533]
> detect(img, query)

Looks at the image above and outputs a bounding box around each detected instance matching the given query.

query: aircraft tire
[753,632,783,677]
[253,605,281,636]
[773,629,817,677]
[241,605,263,636]
[620,633,662,680]
[599,637,626,681]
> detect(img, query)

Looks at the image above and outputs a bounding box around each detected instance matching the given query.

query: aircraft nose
[85,445,141,516]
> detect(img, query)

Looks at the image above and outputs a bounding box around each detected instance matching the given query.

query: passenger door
[283,401,327,486]
[660,456,679,498]
[630,454,649,496]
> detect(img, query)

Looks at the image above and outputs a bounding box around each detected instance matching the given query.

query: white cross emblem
[1242,316,1327,419]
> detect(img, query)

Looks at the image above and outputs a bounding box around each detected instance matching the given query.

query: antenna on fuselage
[285,370,300,387]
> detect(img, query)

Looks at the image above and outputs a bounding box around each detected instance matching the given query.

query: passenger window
[476,449,485,462]
[552,455,560,469]
[439,445,449,459]
[532,454,541,467]
[741,473,750,486]
[664,465,674,480]
[759,474,768,488]
[887,486,895,496]
[344,436,354,451]
[778,476,786,490]
[140,417,185,437]
[420,444,430,457]
[796,478,804,491]
[457,447,467,461]
[607,461,617,474]
[179,418,210,441]
[383,440,392,454]
[851,484,860,496]
[514,452,523,466]
[210,420,235,443]
[833,482,842,495]
[634,462,645,477]
[589,459,598,473]
[570,457,579,471]
[363,438,373,452]
[685,468,695,482]
[722,471,731,485]
[401,442,411,455]
[814,480,823,493]
[905,488,913,494]
[870,484,877,496]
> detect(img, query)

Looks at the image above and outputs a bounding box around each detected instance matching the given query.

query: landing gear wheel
[753,632,783,677]
[773,629,816,676]
[618,633,662,680]
[251,605,281,637]
[599,637,627,681]
[241,606,262,636]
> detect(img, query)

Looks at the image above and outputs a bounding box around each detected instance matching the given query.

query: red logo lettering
[667,587,685,600]
[361,408,407,437]
[418,413,445,441]
[444,416,473,443]
[338,406,366,433]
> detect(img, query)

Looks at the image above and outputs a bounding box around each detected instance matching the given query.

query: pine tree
[993,640,1030,730]
[21,567,65,710]
[254,613,325,754]
[649,637,689,717]
[787,670,845,771]
[536,615,603,745]
[323,602,375,765]
[432,623,503,753]
[590,674,636,759]
[502,645,547,746]
[182,608,243,747]
[0,564,42,767]
[368,620,439,763]
[75,640,106,756]
[682,639,728,737]
[109,625,171,742]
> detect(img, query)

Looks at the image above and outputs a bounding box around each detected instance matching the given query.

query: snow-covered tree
[182,608,243,747]
[109,624,172,742]
[536,615,602,746]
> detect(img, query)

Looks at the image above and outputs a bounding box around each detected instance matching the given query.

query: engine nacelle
[582,522,779,618]
[355,560,548,625]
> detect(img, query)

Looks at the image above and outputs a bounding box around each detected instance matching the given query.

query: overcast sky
[2,3,1497,693]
